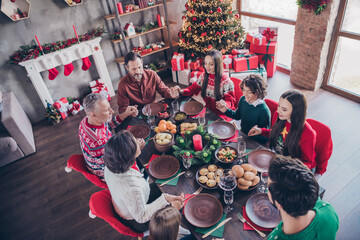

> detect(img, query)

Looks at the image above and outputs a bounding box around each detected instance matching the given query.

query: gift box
[231,49,249,56]
[246,33,266,46]
[184,59,200,70]
[190,70,204,84]
[223,55,233,70]
[171,52,185,71]
[250,41,278,77]
[89,79,111,101]
[229,64,267,82]
[197,57,204,66]
[53,98,69,119]
[172,69,191,85]
[69,100,83,115]
[258,26,278,42]
[233,52,258,72]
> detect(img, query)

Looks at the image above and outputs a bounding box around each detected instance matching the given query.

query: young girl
[216,74,271,143]
[175,49,236,119]
[248,90,316,170]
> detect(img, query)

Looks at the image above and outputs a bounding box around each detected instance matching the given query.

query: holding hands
[135,138,146,150]
[119,105,138,120]
[164,193,185,210]
[248,125,262,136]
[216,99,228,113]
[169,87,180,99]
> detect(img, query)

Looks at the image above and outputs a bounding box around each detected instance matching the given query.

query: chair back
[230,77,243,107]
[67,155,108,189]
[264,99,278,125]
[306,119,333,175]
[89,190,144,238]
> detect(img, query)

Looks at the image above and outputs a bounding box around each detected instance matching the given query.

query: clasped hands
[164,193,185,210]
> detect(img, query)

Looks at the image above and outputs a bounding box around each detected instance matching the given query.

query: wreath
[297,0,332,15]
[172,125,221,165]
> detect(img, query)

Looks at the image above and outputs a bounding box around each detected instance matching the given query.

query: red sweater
[261,112,317,170]
[182,73,236,118]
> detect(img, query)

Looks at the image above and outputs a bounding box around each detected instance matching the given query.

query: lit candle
[35,35,43,51]
[193,134,203,151]
[73,25,79,41]
[157,14,162,27]
[117,3,124,14]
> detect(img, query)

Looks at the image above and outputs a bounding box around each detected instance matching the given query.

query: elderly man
[79,93,138,180]
[117,52,179,113]
[267,155,339,240]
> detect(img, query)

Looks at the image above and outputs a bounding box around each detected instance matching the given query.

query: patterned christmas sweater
[182,73,236,118]
[78,115,122,180]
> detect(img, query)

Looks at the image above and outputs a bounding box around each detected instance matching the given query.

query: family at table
[78,50,339,239]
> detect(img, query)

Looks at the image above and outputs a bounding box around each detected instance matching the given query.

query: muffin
[208,164,217,172]
[199,168,209,176]
[206,179,216,187]
[199,176,208,184]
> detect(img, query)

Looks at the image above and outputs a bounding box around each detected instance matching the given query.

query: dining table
[117,96,274,240]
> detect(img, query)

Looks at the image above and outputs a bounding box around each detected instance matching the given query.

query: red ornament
[231,31,234,34]
[229,11,232,14]
[200,21,204,26]
[192,17,197,21]
[208,45,212,49]
[190,9,194,14]
[182,16,186,20]
[187,42,190,45]
[210,10,213,14]
[204,47,207,51]
[221,20,225,24]
[94,46,99,51]
[133,47,137,51]
[235,14,239,19]
[216,32,220,35]
[191,53,194,57]
[178,32,182,38]
[185,3,189,10]
[206,18,209,23]
[222,30,226,34]
[217,7,222,13]
[201,32,207,37]
[188,27,192,31]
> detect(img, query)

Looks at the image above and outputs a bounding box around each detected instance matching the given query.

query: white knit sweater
[104,167,169,223]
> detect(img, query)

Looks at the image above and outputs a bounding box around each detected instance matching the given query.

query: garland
[297,0,332,15]
[9,27,106,64]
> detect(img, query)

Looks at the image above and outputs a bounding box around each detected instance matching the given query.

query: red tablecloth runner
[145,154,160,169]
[242,206,273,231]
[220,129,239,143]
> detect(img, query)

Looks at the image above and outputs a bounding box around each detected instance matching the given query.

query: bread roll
[241,164,254,171]
[244,171,255,181]
[238,177,252,186]
[251,176,260,186]
[251,168,258,175]
[232,165,244,178]
[237,182,250,190]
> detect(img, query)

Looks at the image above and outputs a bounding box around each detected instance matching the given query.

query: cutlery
[237,213,266,238]
[242,146,262,158]
[221,135,244,144]
[202,217,232,238]
[145,137,153,143]
[184,187,203,201]
[159,172,185,186]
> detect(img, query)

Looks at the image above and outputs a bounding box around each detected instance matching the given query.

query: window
[241,0,298,20]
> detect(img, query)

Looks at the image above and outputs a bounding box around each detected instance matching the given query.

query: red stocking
[81,57,92,71]
[48,68,59,80]
[64,63,74,76]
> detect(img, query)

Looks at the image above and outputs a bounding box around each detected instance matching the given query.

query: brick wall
[290,1,340,90]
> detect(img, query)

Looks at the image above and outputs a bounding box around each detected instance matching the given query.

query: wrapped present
[233,52,258,72]
[184,59,200,70]
[246,33,266,46]
[53,98,70,119]
[172,69,191,85]
[69,100,84,115]
[171,52,185,71]
[223,55,233,70]
[258,26,278,42]
[196,66,205,72]
[190,70,204,84]
[250,41,278,77]
[197,57,204,66]
[89,79,111,101]
[231,49,249,56]
[229,64,267,82]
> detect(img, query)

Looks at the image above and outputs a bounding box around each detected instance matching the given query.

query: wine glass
[198,116,206,125]
[259,172,269,193]
[171,101,179,117]
[218,169,237,214]
[237,140,246,164]
[144,105,156,130]
[182,154,193,177]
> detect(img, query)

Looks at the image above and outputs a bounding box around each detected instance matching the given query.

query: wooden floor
[0,71,359,240]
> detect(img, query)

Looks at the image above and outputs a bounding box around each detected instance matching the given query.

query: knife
[202,217,232,238]
[159,172,185,186]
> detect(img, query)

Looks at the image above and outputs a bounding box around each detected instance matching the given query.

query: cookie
[199,168,209,176]
[207,172,215,179]
[206,179,216,187]
[208,164,217,172]
[199,176,208,184]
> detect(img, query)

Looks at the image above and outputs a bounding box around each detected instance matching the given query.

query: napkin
[195,214,227,238]
[220,129,239,143]
[242,206,273,232]
[155,169,182,186]
[145,154,160,169]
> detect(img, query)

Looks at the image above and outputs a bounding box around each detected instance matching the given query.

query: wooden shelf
[1,0,31,22]
[103,1,173,20]
[64,0,83,7]
[111,21,176,43]
[115,41,178,64]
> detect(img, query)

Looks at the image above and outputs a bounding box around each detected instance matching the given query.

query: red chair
[230,77,243,107]
[306,119,333,175]
[89,190,145,239]
[265,99,278,124]
[65,154,108,189]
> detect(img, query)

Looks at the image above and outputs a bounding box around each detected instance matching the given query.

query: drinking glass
[198,116,206,125]
[218,169,237,213]
[148,116,156,130]
[237,140,246,164]
[259,172,269,193]
[171,101,179,116]
[143,104,151,117]
[182,155,193,177]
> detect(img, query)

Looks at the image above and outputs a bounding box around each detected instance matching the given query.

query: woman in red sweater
[248,90,317,171]
[175,50,236,118]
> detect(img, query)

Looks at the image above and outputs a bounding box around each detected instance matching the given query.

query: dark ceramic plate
[207,121,236,140]
[214,146,238,163]
[142,103,166,117]
[182,101,204,116]
[247,150,275,172]
[148,155,180,179]
[184,193,223,228]
[245,193,281,228]
[127,125,151,139]
[195,164,223,190]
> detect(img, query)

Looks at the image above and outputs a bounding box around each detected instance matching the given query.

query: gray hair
[83,93,107,115]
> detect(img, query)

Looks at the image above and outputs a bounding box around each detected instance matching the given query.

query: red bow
[262,28,277,41]
[72,103,81,111]
[91,80,105,91]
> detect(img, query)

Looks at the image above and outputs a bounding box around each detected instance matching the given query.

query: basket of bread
[232,164,260,191]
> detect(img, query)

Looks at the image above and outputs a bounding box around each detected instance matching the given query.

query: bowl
[214,146,238,164]
[174,111,187,124]
[232,164,260,191]
[153,131,175,153]
[196,164,223,190]
[157,110,170,120]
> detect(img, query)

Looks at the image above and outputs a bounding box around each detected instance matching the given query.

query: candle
[161,16,165,27]
[157,14,162,27]
[193,134,203,151]
[35,35,43,51]
[72,25,79,41]
[117,3,123,14]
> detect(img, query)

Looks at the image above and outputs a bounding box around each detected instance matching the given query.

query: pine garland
[297,0,332,15]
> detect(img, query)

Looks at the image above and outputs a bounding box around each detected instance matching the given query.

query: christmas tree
[177,0,245,60]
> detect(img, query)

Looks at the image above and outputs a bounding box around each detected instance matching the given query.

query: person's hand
[172,85,183,95]
[248,125,262,136]
[136,138,146,150]
[216,99,227,113]
[126,105,138,117]
[169,87,180,99]
[164,193,185,210]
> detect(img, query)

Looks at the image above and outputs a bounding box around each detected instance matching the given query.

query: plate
[148,155,180,179]
[182,101,204,116]
[142,103,166,117]
[247,150,275,172]
[196,164,223,190]
[214,146,238,163]
[184,193,223,228]
[245,193,281,228]
[207,121,236,140]
[127,125,151,139]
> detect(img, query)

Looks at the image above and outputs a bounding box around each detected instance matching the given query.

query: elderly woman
[104,130,184,232]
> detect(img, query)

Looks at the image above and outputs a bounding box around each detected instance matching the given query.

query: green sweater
[267,199,339,240]
[225,96,270,143]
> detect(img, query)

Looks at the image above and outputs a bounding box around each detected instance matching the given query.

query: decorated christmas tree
[177,0,245,60]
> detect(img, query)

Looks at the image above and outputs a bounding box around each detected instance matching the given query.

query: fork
[184,186,203,201]
[237,213,266,238]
